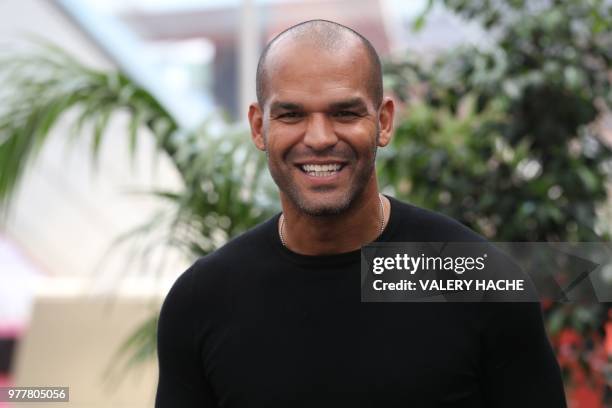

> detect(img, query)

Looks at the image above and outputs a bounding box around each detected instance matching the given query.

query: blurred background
[0,0,611,406]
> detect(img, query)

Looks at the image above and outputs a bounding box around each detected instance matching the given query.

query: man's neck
[278,186,390,255]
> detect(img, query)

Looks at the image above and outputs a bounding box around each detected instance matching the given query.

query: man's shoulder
[165,216,277,304]
[189,216,277,276]
[388,196,486,242]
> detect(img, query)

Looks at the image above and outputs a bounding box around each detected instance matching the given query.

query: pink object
[0,374,13,408]
[0,324,24,339]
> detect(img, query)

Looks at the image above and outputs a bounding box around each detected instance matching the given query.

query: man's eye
[278,112,303,120]
[333,111,358,118]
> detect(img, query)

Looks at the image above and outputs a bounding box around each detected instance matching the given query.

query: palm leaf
[0,42,180,212]
[0,42,279,379]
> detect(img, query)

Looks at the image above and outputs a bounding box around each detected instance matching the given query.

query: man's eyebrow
[269,102,303,112]
[329,98,368,111]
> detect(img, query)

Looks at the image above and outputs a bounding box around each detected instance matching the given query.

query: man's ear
[248,103,266,151]
[377,97,395,147]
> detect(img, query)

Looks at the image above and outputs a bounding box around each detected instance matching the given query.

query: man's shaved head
[256,19,383,109]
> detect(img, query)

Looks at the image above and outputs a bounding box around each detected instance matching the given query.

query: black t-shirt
[155,196,566,407]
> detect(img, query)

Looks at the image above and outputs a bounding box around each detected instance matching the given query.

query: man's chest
[197,287,486,408]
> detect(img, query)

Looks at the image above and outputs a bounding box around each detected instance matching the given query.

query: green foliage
[382,0,612,241]
[0,42,277,256]
[0,43,276,377]
[103,313,158,387]
[1,0,610,385]
[158,124,276,257]
[0,43,179,213]
[382,0,612,396]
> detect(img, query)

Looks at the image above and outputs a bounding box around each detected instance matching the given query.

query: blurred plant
[383,0,612,242]
[383,0,612,404]
[0,42,276,381]
[1,0,611,398]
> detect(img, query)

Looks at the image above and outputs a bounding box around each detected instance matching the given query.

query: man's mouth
[298,163,346,177]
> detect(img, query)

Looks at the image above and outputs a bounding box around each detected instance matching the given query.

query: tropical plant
[383,0,612,404]
[383,0,612,241]
[1,0,611,402]
[0,42,276,376]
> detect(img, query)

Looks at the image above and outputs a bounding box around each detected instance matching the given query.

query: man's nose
[303,113,338,151]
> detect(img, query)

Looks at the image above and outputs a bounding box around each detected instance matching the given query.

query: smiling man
[249,21,393,255]
[155,20,566,407]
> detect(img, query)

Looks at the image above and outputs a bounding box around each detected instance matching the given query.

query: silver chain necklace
[279,194,385,248]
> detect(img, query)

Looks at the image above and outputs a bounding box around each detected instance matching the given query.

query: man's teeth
[301,163,342,176]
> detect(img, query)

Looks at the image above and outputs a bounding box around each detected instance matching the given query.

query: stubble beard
[265,129,380,217]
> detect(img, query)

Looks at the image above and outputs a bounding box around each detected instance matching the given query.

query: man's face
[254,41,384,216]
